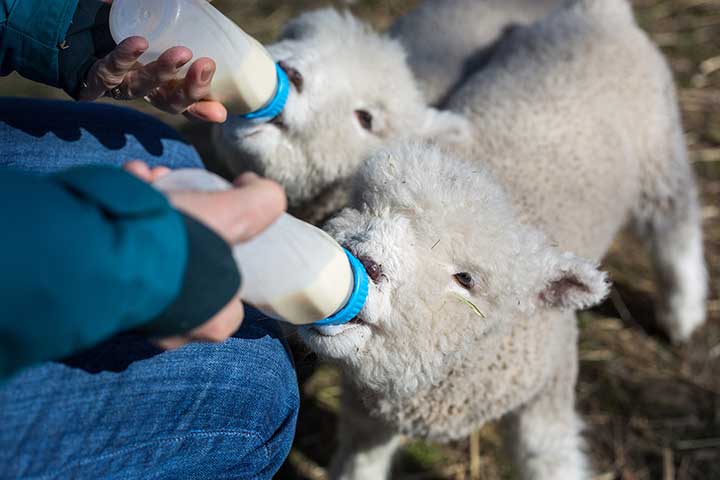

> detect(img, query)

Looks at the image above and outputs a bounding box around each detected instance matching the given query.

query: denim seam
[30,429,269,480]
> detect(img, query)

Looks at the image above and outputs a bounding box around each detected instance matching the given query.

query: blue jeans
[0,99,299,479]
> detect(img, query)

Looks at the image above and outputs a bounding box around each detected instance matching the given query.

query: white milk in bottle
[109,0,289,119]
[154,170,369,326]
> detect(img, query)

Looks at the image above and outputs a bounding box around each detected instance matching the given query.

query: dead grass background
[1,1,718,478]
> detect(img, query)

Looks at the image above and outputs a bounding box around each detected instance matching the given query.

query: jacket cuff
[137,214,242,337]
[0,0,78,85]
[58,0,117,99]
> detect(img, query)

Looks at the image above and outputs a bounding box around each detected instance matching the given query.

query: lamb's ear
[420,108,473,144]
[537,252,610,310]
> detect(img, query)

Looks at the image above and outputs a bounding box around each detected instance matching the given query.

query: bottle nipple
[313,250,370,326]
[240,64,291,123]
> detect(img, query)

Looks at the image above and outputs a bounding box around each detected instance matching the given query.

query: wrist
[58,0,117,99]
[137,213,242,337]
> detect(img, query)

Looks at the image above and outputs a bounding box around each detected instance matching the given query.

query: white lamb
[310,142,610,479]
[293,0,707,478]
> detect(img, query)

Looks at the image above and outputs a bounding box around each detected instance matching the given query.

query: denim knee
[163,317,299,478]
[0,98,203,174]
[0,316,299,479]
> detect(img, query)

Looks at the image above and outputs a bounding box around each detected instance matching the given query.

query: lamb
[295,0,707,478]
[307,142,609,479]
[391,0,564,106]
[211,2,547,224]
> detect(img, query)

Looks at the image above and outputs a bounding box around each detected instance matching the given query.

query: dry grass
[1,1,717,478]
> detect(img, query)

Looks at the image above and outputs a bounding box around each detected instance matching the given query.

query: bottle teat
[239,64,290,123]
[313,250,369,326]
[154,170,368,327]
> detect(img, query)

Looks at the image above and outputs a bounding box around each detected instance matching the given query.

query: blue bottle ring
[240,63,290,121]
[313,249,369,326]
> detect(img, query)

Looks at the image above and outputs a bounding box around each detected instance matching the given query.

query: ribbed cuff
[137,214,242,337]
[58,0,117,99]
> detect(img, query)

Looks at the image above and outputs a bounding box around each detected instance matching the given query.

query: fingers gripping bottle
[109,0,289,121]
[154,170,369,326]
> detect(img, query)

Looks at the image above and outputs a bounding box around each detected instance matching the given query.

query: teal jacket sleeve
[1,0,117,97]
[0,166,241,379]
[0,0,79,86]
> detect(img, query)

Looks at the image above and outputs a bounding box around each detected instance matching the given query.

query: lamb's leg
[329,381,401,480]
[642,186,707,343]
[633,133,708,343]
[502,331,590,480]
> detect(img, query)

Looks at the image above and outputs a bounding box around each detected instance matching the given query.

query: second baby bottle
[154,170,369,327]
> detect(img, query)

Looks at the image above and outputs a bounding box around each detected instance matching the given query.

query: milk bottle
[154,170,369,326]
[109,0,289,120]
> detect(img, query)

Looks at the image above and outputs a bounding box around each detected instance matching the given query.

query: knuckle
[263,180,288,212]
[97,64,123,88]
[197,310,243,342]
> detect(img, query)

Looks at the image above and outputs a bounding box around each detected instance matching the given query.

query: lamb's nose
[358,256,382,283]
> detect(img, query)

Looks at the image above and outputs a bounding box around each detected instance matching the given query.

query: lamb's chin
[299,320,372,359]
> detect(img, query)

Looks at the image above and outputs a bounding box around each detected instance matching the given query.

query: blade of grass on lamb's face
[454,294,486,319]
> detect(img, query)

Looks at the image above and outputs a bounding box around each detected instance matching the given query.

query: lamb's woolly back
[436,0,674,263]
[390,0,564,105]
[575,0,635,24]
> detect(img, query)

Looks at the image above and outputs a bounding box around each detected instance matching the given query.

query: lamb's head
[300,143,609,398]
[214,9,470,210]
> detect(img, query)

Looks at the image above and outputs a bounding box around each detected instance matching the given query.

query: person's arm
[0,0,227,122]
[0,166,241,379]
[0,0,79,88]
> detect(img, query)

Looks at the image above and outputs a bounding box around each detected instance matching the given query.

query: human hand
[123,161,286,348]
[78,1,227,123]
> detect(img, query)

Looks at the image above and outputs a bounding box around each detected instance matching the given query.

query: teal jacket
[2,0,117,97]
[0,0,78,88]
[0,0,241,378]
[0,166,241,379]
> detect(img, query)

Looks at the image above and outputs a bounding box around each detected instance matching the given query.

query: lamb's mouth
[310,317,368,337]
[239,114,286,139]
[268,113,287,130]
[240,128,264,139]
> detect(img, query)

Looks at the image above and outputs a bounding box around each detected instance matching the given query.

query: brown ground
[2,1,717,479]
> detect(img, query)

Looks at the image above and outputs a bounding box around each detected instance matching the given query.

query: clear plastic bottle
[109,0,289,120]
[154,170,369,326]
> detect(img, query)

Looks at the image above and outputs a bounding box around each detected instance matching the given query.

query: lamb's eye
[454,272,475,290]
[355,110,373,131]
[278,61,303,93]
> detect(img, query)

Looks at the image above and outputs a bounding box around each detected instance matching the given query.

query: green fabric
[0,0,79,86]
[0,166,188,378]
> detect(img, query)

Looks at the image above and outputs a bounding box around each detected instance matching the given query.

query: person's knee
[181,326,299,474]
[82,102,203,170]
[0,98,203,172]
[122,332,298,477]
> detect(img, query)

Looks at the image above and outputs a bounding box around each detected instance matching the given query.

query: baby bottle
[154,170,369,326]
[109,0,289,121]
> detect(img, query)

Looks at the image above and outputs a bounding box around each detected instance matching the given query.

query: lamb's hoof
[657,307,707,345]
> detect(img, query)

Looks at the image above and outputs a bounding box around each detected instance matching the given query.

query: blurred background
[2,1,718,478]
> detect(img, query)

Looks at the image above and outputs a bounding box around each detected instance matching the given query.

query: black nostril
[278,61,304,93]
[358,256,382,283]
